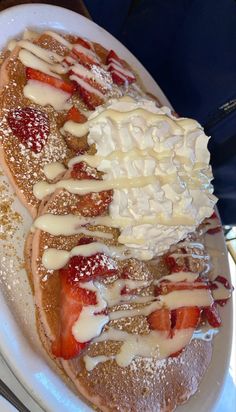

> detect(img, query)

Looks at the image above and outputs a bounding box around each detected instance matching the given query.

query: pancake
[1,27,231,412]
[25,159,218,412]
[0,29,146,217]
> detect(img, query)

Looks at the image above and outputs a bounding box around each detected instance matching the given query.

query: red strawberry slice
[173,306,201,330]
[72,46,99,68]
[155,281,209,296]
[148,308,171,333]
[51,270,97,360]
[71,161,99,180]
[26,67,76,94]
[63,252,118,284]
[164,253,189,273]
[66,106,87,123]
[107,50,136,85]
[77,190,113,217]
[71,161,113,216]
[148,306,201,357]
[75,83,104,110]
[202,303,221,327]
[74,37,92,50]
[7,107,50,153]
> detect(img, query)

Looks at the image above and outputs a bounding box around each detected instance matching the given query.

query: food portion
[0,29,142,217]
[0,28,233,412]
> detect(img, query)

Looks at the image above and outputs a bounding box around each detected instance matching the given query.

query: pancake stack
[0,29,232,412]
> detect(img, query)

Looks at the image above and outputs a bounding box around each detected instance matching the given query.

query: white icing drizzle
[18,40,64,63]
[83,355,113,371]
[23,80,72,111]
[33,175,159,200]
[154,271,199,283]
[109,301,162,321]
[159,289,213,309]
[94,328,194,367]
[44,31,72,49]
[84,325,219,371]
[95,279,151,306]
[62,108,184,138]
[72,281,109,343]
[43,162,66,180]
[42,242,129,271]
[73,43,100,63]
[18,49,61,78]
[34,213,195,236]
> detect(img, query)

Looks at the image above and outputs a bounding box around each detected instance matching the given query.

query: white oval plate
[0,4,233,412]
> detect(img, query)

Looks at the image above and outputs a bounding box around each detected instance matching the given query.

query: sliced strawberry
[148,308,171,333]
[52,272,97,360]
[164,254,189,273]
[107,50,136,85]
[72,47,99,68]
[76,83,104,110]
[155,281,209,296]
[71,161,99,180]
[7,107,50,153]
[26,67,76,94]
[202,303,221,327]
[64,252,118,283]
[74,37,92,50]
[77,189,113,217]
[66,106,87,123]
[173,306,201,330]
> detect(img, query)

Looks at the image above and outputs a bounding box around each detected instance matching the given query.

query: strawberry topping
[71,161,99,180]
[74,37,92,50]
[148,308,171,333]
[51,270,97,360]
[66,106,87,123]
[148,306,200,335]
[107,50,136,85]
[75,83,104,110]
[62,252,118,284]
[164,252,189,273]
[7,107,50,153]
[71,161,113,217]
[202,303,221,327]
[77,190,113,217]
[26,67,76,94]
[72,46,99,68]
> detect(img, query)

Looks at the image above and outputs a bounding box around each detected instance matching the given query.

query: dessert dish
[0,27,233,412]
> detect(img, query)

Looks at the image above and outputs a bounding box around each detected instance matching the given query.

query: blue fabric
[84,0,236,224]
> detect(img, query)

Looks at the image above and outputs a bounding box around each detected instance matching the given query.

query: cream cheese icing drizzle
[24,80,72,111]
[43,162,66,180]
[42,242,130,270]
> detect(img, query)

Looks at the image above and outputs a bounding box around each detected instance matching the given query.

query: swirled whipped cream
[68,97,217,258]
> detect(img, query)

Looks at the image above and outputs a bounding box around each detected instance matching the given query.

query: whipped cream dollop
[73,97,217,258]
